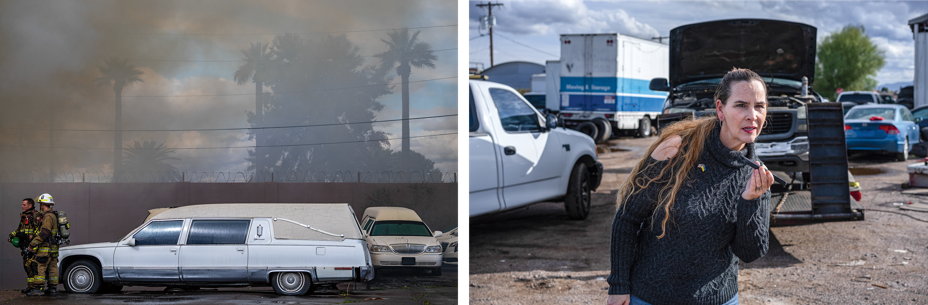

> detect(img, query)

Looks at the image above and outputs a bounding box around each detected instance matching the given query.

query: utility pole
[476,2,503,67]
[651,36,669,44]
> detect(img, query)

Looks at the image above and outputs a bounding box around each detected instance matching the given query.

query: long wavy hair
[616,68,767,238]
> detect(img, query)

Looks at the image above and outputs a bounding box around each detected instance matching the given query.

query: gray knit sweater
[607,123,770,305]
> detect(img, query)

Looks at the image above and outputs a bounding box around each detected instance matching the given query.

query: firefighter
[25,193,58,296]
[7,198,37,293]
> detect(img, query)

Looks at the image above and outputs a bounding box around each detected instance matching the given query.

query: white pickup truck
[469,79,603,220]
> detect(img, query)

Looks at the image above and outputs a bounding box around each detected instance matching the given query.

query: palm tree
[375,28,437,156]
[95,57,143,181]
[122,140,182,182]
[234,42,273,172]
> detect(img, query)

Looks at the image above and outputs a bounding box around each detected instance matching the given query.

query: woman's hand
[742,161,774,200]
[606,294,630,305]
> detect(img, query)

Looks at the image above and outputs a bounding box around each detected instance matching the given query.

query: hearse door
[113,220,184,282]
[179,220,250,282]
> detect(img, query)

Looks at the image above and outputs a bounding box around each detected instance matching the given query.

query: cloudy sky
[0,0,457,176]
[469,0,928,90]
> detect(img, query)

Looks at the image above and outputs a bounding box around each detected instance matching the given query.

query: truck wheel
[897,138,909,161]
[564,162,591,220]
[576,122,598,141]
[64,260,102,294]
[592,118,612,143]
[637,118,652,138]
[921,127,928,142]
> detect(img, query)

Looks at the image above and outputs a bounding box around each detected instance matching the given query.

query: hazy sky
[0,0,457,175]
[469,0,927,90]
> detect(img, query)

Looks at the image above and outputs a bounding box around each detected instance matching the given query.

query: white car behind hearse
[57,203,373,296]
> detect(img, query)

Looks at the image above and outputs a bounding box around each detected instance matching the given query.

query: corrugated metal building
[910,13,928,108]
[480,61,545,92]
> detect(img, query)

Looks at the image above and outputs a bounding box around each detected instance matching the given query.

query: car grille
[762,112,794,135]
[391,243,425,254]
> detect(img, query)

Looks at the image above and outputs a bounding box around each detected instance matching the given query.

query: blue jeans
[630,294,738,305]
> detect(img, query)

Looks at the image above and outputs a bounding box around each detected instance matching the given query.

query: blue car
[845,104,921,161]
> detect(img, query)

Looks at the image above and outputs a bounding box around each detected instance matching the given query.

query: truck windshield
[838,94,875,105]
[370,221,432,237]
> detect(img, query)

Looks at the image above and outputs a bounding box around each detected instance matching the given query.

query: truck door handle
[236,247,245,251]
[170,248,177,253]
[504,146,516,155]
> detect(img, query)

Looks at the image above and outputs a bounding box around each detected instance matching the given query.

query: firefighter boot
[25,287,43,296]
[44,287,57,296]
[19,288,29,293]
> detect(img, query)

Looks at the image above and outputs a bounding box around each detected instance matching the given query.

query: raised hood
[669,19,816,87]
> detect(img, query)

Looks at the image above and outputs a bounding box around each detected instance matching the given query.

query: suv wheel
[897,138,909,161]
[272,272,312,296]
[565,162,592,220]
[64,260,101,294]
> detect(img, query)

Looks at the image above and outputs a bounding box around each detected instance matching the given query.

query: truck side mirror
[546,113,558,130]
[125,238,136,247]
[649,78,670,91]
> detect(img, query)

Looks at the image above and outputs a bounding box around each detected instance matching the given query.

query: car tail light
[663,109,670,114]
[845,125,851,131]
[878,125,900,134]
[850,190,861,201]
[870,116,884,121]
[334,267,352,270]
[561,113,572,118]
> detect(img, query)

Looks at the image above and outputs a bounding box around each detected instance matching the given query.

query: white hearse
[360,207,443,275]
[58,203,373,296]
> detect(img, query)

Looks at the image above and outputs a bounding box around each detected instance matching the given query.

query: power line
[5,114,457,132]
[114,76,456,99]
[494,32,558,57]
[128,47,458,63]
[116,24,458,36]
[470,35,484,41]
[1,132,457,150]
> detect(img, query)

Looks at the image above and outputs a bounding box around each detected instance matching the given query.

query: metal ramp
[770,103,863,224]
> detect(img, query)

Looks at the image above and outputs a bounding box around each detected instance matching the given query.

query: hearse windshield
[370,221,432,237]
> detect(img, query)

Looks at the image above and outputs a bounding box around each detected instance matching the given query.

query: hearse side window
[187,220,250,245]
[134,220,183,246]
[489,88,541,132]
[369,221,432,237]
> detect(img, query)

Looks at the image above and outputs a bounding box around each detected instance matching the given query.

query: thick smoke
[0,0,457,180]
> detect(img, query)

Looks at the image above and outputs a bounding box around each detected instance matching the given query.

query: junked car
[844,104,920,161]
[360,207,443,276]
[58,204,373,296]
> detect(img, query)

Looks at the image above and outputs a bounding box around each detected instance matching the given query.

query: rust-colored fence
[0,182,457,289]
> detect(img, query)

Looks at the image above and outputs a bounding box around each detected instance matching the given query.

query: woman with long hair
[606,68,775,305]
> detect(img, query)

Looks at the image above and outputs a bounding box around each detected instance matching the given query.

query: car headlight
[451,242,458,253]
[424,245,442,253]
[370,245,392,252]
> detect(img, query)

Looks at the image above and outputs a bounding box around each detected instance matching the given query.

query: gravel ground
[470,135,928,305]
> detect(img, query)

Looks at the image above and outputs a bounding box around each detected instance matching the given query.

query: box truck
[557,33,669,143]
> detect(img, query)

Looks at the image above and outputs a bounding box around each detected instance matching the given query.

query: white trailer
[558,33,668,142]
[910,14,928,108]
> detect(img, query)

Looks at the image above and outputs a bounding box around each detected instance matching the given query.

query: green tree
[95,57,144,181]
[375,28,437,156]
[121,140,182,182]
[814,25,885,101]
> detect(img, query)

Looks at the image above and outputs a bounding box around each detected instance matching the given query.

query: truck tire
[576,122,598,141]
[637,117,652,138]
[63,259,102,294]
[897,138,909,161]
[592,117,612,143]
[921,127,928,142]
[564,162,592,220]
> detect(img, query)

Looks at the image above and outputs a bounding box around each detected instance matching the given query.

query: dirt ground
[470,136,928,305]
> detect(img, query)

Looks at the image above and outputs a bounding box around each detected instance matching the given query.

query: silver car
[58,203,373,295]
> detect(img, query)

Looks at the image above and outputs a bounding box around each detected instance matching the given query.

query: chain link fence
[0,170,456,183]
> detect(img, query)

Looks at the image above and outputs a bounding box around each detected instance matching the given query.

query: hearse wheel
[272,272,313,296]
[64,259,102,294]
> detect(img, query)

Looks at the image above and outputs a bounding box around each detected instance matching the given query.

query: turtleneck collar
[706,121,755,168]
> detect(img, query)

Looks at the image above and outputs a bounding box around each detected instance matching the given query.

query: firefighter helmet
[36,193,54,206]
